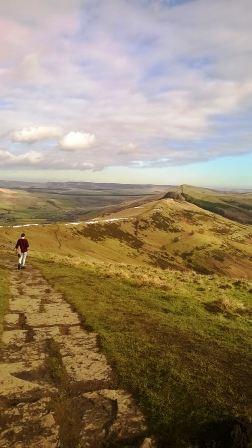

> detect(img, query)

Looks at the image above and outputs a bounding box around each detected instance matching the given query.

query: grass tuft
[205,297,247,316]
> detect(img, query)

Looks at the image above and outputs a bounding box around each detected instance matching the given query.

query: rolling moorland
[0,181,168,225]
[0,183,251,447]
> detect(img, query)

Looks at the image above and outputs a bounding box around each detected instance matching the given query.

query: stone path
[0,262,149,447]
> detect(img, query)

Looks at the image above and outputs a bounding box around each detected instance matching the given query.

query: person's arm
[26,240,29,251]
[15,239,20,253]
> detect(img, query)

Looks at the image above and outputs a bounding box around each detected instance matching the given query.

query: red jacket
[15,238,29,253]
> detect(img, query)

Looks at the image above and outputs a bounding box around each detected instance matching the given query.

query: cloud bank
[11,126,61,143]
[0,0,252,171]
[0,149,43,166]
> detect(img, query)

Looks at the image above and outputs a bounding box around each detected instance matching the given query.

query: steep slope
[95,197,252,278]
[179,184,252,224]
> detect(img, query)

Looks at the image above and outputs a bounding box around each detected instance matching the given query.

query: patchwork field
[0,182,167,225]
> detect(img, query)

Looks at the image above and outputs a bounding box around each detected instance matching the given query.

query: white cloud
[0,0,252,173]
[0,149,43,165]
[59,131,96,150]
[11,126,61,143]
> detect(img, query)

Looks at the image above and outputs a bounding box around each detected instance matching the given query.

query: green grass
[35,258,252,447]
[0,265,10,337]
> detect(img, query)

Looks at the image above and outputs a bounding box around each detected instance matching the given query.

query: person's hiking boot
[18,264,21,270]
[21,266,26,269]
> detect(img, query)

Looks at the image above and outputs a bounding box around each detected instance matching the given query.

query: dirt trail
[0,262,148,447]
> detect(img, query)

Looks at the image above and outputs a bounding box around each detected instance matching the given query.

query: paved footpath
[0,262,149,448]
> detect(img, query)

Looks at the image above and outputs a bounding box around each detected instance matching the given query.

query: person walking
[15,233,29,270]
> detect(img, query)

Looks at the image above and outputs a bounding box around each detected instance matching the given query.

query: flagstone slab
[0,397,59,448]
[33,326,61,341]
[2,330,27,346]
[25,310,79,327]
[4,313,20,326]
[0,362,44,398]
[9,297,41,313]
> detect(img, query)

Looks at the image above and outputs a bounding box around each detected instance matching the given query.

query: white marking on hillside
[65,222,82,226]
[65,217,129,226]
[23,223,39,227]
[12,223,39,228]
[99,218,129,223]
[1,217,131,229]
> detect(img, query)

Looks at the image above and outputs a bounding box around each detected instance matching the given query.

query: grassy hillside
[2,196,251,279]
[178,185,252,224]
[34,257,251,447]
[0,188,72,224]
[2,183,251,226]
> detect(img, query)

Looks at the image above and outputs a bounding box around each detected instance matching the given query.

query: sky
[0,0,252,187]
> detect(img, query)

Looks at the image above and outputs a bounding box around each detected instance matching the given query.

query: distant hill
[2,181,252,226]
[0,179,172,191]
[177,184,252,224]
[0,184,167,225]
[1,195,252,279]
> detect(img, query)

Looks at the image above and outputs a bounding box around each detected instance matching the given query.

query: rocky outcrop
[162,191,185,201]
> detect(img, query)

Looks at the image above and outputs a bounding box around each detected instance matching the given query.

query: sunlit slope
[96,197,252,278]
[1,197,251,279]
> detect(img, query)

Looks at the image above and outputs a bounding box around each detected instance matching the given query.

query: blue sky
[0,0,251,187]
[1,153,251,188]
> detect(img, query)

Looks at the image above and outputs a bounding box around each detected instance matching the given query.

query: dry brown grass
[206,296,247,316]
[95,262,174,290]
